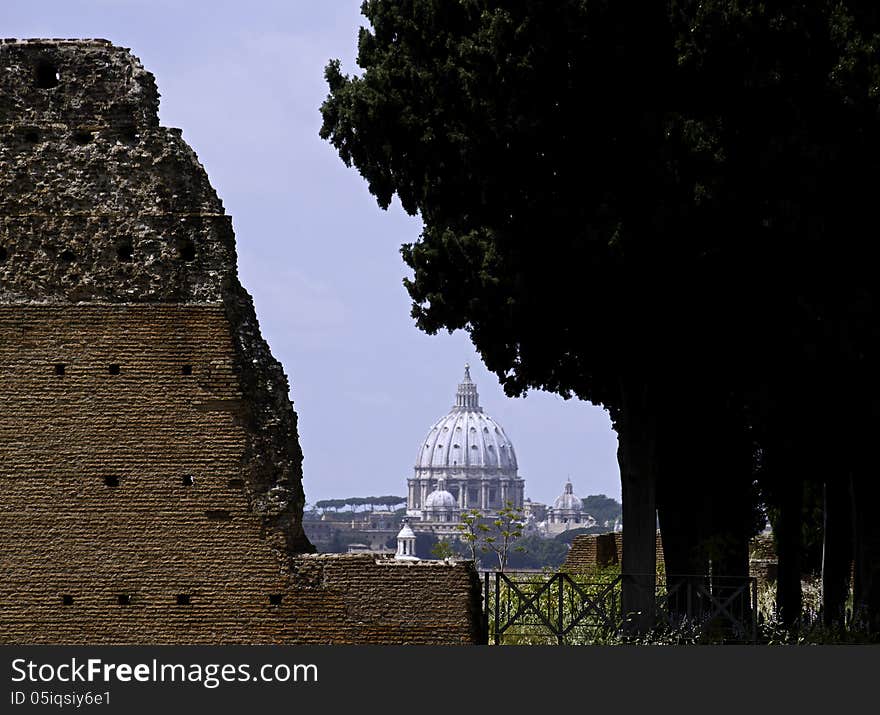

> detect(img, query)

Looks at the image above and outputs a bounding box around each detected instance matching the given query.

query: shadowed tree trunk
[851,466,880,634]
[822,476,852,628]
[706,495,753,639]
[776,473,803,627]
[616,382,657,636]
[657,392,756,633]
[657,488,709,621]
[656,416,710,622]
[704,413,755,637]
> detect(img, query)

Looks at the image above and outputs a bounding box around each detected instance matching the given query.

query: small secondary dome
[553,481,583,512]
[547,480,590,527]
[424,477,456,509]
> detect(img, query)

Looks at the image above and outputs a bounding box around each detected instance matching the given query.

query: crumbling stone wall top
[0,39,485,644]
[0,40,226,303]
[0,39,158,129]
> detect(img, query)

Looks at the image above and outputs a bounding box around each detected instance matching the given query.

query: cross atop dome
[454,363,481,411]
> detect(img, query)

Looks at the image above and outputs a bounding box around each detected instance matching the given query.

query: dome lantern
[454,363,481,411]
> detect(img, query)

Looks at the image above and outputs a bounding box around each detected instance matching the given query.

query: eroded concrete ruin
[0,39,482,644]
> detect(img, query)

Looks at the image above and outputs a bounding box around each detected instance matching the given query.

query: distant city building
[407,365,525,536]
[538,481,596,537]
[523,498,548,523]
[304,365,607,552]
[549,480,587,524]
[304,511,400,552]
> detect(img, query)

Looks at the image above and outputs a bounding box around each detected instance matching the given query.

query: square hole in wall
[35,60,60,89]
[205,509,231,521]
[177,239,197,262]
[268,594,283,606]
[181,475,194,486]
[117,594,131,605]
[54,363,66,376]
[116,242,133,262]
[72,130,94,146]
[108,364,120,375]
[181,364,193,375]
[120,125,139,144]
[61,595,74,606]
[227,479,244,489]
[176,594,191,605]
[104,476,119,487]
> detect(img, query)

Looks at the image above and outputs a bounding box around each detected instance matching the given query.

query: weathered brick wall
[0,39,483,644]
[565,530,785,588]
[0,38,309,560]
[563,531,663,572]
[750,534,777,561]
[0,304,277,643]
[286,556,483,644]
[563,534,600,571]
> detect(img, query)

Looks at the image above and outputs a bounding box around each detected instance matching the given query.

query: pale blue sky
[2,0,621,505]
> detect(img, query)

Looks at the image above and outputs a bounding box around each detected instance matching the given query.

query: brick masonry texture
[562,532,661,572]
[564,531,782,589]
[0,39,482,644]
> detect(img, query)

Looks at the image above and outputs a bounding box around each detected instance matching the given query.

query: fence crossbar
[696,581,751,635]
[495,572,562,638]
[484,571,757,644]
[560,574,623,635]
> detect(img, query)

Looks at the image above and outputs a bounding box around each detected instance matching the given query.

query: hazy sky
[2,0,621,505]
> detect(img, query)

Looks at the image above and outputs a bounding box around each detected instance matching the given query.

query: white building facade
[407,365,525,527]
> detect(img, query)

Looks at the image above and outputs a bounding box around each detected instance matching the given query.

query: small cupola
[395,518,418,561]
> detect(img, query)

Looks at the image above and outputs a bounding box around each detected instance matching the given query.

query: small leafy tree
[456,508,487,566]
[455,502,525,572]
[483,502,526,572]
[430,539,456,560]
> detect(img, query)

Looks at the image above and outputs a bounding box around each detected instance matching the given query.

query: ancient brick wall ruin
[562,532,659,572]
[283,555,484,645]
[564,531,782,590]
[0,39,482,644]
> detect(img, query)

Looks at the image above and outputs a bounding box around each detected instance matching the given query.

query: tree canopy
[581,495,622,528]
[321,0,880,635]
[322,0,675,407]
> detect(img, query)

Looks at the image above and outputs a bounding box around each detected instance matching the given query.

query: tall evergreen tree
[322,0,880,635]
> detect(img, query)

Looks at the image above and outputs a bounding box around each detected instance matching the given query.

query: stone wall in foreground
[0,39,483,644]
[285,555,484,645]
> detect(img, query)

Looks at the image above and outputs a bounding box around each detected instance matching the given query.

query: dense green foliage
[505,535,569,570]
[582,494,622,527]
[409,531,569,570]
[321,0,880,636]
